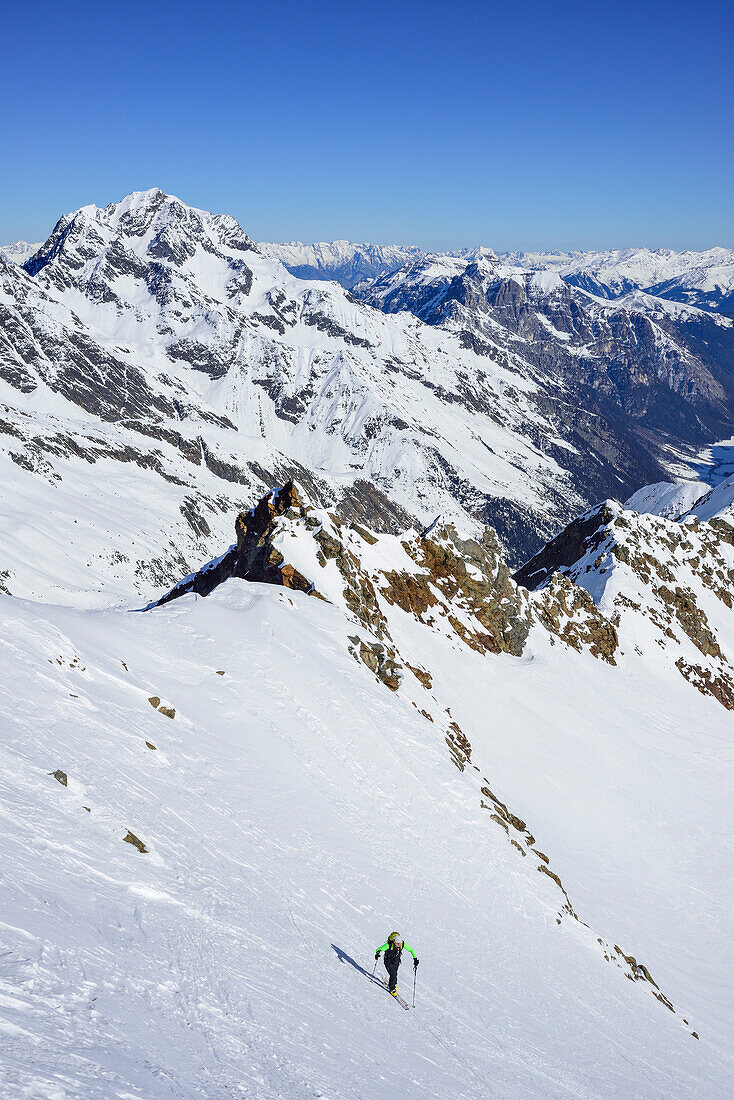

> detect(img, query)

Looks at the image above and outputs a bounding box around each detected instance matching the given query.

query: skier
[375,932,419,996]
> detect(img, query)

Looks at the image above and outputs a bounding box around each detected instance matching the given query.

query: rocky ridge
[157,479,734,716]
[152,480,622,682]
[516,500,734,710]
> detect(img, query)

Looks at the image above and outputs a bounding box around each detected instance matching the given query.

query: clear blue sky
[2,0,732,250]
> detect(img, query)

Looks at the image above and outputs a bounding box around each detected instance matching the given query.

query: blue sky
[2,0,732,250]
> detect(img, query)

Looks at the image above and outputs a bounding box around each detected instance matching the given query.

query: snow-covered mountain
[523,247,734,316]
[3,192,733,607]
[265,240,734,316]
[0,240,42,265]
[355,249,734,481]
[4,189,734,609]
[3,476,734,1097]
[258,240,426,289]
[0,190,707,611]
[2,188,599,596]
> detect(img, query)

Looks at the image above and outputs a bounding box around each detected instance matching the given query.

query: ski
[374,978,410,1010]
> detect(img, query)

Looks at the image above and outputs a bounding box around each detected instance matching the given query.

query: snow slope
[2,568,732,1096]
[624,436,734,522]
[4,482,734,1096]
[625,479,708,519]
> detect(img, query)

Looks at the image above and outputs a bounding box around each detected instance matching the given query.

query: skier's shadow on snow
[331,944,383,985]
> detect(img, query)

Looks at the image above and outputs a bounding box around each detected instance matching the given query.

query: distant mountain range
[10,233,734,313]
[0,240,42,266]
[261,240,734,315]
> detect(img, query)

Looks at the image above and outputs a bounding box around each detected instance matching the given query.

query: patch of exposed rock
[537,575,618,663]
[381,525,532,657]
[153,481,316,607]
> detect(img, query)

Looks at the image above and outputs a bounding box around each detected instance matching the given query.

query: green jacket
[376,940,417,958]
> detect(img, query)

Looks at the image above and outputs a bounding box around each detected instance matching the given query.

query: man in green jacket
[375,931,419,995]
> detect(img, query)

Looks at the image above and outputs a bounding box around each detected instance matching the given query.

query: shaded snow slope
[258,240,426,288]
[682,474,734,523]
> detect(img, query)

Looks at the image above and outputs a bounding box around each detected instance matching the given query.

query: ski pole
[412,965,417,1008]
[371,958,377,981]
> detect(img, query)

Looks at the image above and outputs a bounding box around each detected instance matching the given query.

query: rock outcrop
[151,481,734,713]
[151,483,635,694]
[515,500,734,708]
[155,482,315,606]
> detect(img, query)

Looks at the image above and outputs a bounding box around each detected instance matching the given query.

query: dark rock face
[335,479,416,535]
[513,502,617,590]
[153,481,315,608]
[233,482,314,593]
[478,495,561,571]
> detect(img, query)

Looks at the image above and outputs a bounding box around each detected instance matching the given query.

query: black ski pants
[383,948,401,991]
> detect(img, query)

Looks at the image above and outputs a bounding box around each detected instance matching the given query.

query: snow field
[1,582,733,1097]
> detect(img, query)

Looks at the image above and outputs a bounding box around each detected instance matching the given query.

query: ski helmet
[388,932,403,946]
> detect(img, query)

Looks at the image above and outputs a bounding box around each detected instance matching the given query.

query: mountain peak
[23,188,257,281]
